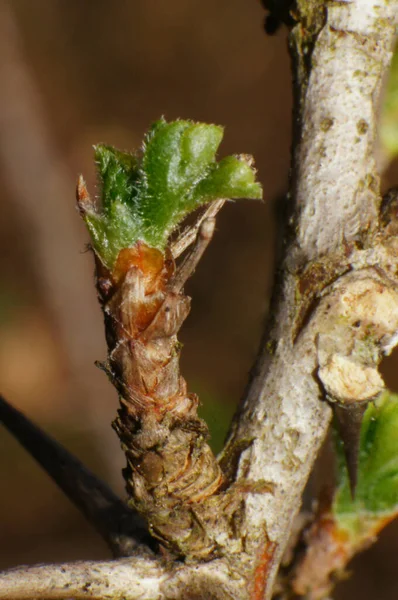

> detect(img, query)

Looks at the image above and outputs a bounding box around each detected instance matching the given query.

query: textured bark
[0,558,251,600]
[85,209,246,560]
[0,559,164,600]
[220,1,398,597]
[279,188,398,598]
[0,1,397,600]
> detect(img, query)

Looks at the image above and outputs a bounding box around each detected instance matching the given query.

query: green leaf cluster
[82,119,262,268]
[333,392,398,541]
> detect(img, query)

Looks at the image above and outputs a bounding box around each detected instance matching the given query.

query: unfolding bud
[76,120,263,559]
[79,118,262,269]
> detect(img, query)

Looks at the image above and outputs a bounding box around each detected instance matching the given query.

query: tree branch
[221,1,398,597]
[0,396,154,557]
[1,2,397,599]
[0,559,164,600]
[0,557,251,600]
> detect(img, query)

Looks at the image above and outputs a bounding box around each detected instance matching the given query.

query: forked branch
[0,2,398,600]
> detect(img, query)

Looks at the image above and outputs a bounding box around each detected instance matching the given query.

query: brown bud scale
[95,241,239,559]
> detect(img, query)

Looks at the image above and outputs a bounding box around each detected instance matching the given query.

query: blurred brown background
[0,1,397,598]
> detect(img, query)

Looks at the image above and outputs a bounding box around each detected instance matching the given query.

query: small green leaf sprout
[380,46,398,159]
[78,118,262,269]
[333,391,398,543]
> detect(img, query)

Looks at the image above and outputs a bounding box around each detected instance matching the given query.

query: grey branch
[0,559,165,600]
[1,1,397,599]
[221,1,398,597]
[0,558,249,600]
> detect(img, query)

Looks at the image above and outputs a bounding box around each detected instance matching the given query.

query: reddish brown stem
[91,216,239,559]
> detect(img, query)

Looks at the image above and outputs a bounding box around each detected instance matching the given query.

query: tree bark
[0,1,397,599]
[221,1,398,596]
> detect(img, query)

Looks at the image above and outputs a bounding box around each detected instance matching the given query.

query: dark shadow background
[0,1,397,597]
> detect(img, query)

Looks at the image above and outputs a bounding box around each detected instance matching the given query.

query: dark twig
[0,395,155,557]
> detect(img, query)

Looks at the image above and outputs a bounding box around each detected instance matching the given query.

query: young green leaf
[380,45,398,159]
[79,118,262,269]
[333,392,398,543]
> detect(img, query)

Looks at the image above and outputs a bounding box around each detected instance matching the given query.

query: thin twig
[0,396,154,557]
